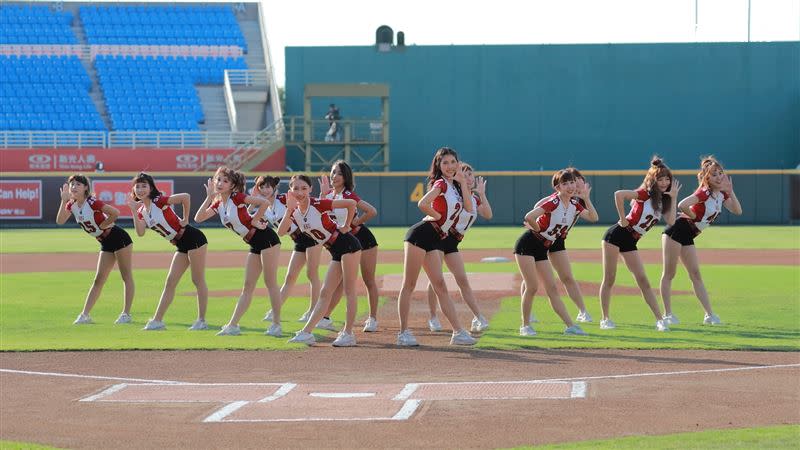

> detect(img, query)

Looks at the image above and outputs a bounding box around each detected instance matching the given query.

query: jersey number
[150,223,171,237]
[464,215,475,231]
[547,224,565,237]
[707,212,720,224]
[448,203,462,221]
[308,229,327,241]
[641,215,659,231]
[79,221,97,233]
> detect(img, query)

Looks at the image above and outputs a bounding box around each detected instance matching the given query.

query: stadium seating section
[0,3,250,133]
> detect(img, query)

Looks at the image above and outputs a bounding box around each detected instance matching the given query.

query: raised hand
[318,175,331,195]
[204,178,215,197]
[475,176,487,195]
[59,183,71,202]
[720,174,734,194]
[667,179,682,196]
[453,167,467,187]
[579,182,592,199]
[286,191,299,210]
[126,192,140,210]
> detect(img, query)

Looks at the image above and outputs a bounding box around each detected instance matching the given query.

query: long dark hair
[131,172,161,201]
[289,174,313,189]
[332,160,355,192]
[428,146,463,197]
[641,156,673,215]
[67,174,92,199]
[254,175,281,193]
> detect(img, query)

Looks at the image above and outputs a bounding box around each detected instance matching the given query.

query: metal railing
[224,69,268,87]
[0,131,106,148]
[283,117,387,144]
[107,131,260,149]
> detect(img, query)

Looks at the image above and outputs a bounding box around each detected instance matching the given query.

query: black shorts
[174,225,207,254]
[291,230,318,253]
[352,224,378,251]
[663,217,699,246]
[326,231,362,262]
[603,224,639,253]
[248,227,281,254]
[439,234,461,254]
[99,225,133,253]
[513,230,551,261]
[404,221,444,252]
[549,237,566,253]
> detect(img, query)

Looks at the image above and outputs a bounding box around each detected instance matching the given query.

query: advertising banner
[92,179,174,218]
[0,180,42,219]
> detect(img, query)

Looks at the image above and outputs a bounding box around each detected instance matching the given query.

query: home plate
[481,256,511,263]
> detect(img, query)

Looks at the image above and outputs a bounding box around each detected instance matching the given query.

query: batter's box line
[80,382,294,404]
[204,382,297,423]
[392,380,585,401]
[209,400,424,423]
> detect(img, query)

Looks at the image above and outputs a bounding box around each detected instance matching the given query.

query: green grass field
[1,225,798,253]
[0,226,798,351]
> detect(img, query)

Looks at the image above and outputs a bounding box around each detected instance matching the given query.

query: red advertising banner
[1,148,285,172]
[0,180,42,219]
[92,179,174,219]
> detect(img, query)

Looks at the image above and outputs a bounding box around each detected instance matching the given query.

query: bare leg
[325,280,344,317]
[360,246,379,319]
[305,245,323,313]
[397,242,426,332]
[535,260,575,327]
[226,253,262,326]
[549,250,587,313]
[114,244,135,314]
[516,255,538,327]
[81,251,117,316]
[660,234,682,316]
[152,252,190,321]
[444,252,483,318]
[424,251,463,331]
[260,245,282,324]
[621,250,663,319]
[300,261,343,333]
[599,241,620,320]
[426,283,438,319]
[340,251,362,333]
[187,245,209,320]
[680,245,714,315]
[279,250,306,309]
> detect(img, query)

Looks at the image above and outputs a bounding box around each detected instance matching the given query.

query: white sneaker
[316,317,337,331]
[576,310,593,323]
[362,317,378,332]
[564,325,587,336]
[142,319,165,331]
[288,330,316,345]
[428,317,443,332]
[470,316,489,332]
[265,323,282,337]
[332,331,357,347]
[703,313,721,325]
[600,319,616,330]
[529,313,539,323]
[188,319,208,331]
[114,313,131,324]
[297,310,311,322]
[216,324,240,336]
[451,329,477,345]
[263,309,273,322]
[663,314,680,325]
[519,325,537,336]
[73,313,93,325]
[656,319,670,332]
[397,330,419,346]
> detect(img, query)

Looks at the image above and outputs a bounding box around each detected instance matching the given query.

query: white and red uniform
[289,198,339,244]
[263,194,297,233]
[534,194,585,242]
[626,189,662,237]
[452,193,480,236]
[534,194,586,239]
[136,195,182,241]
[426,178,464,235]
[210,192,255,238]
[324,189,360,226]
[683,187,729,232]
[65,196,108,237]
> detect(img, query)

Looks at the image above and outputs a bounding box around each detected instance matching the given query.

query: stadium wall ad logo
[92,179,174,219]
[0,180,42,219]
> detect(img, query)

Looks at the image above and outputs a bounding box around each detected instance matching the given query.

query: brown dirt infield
[1,350,798,449]
[1,248,797,274]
